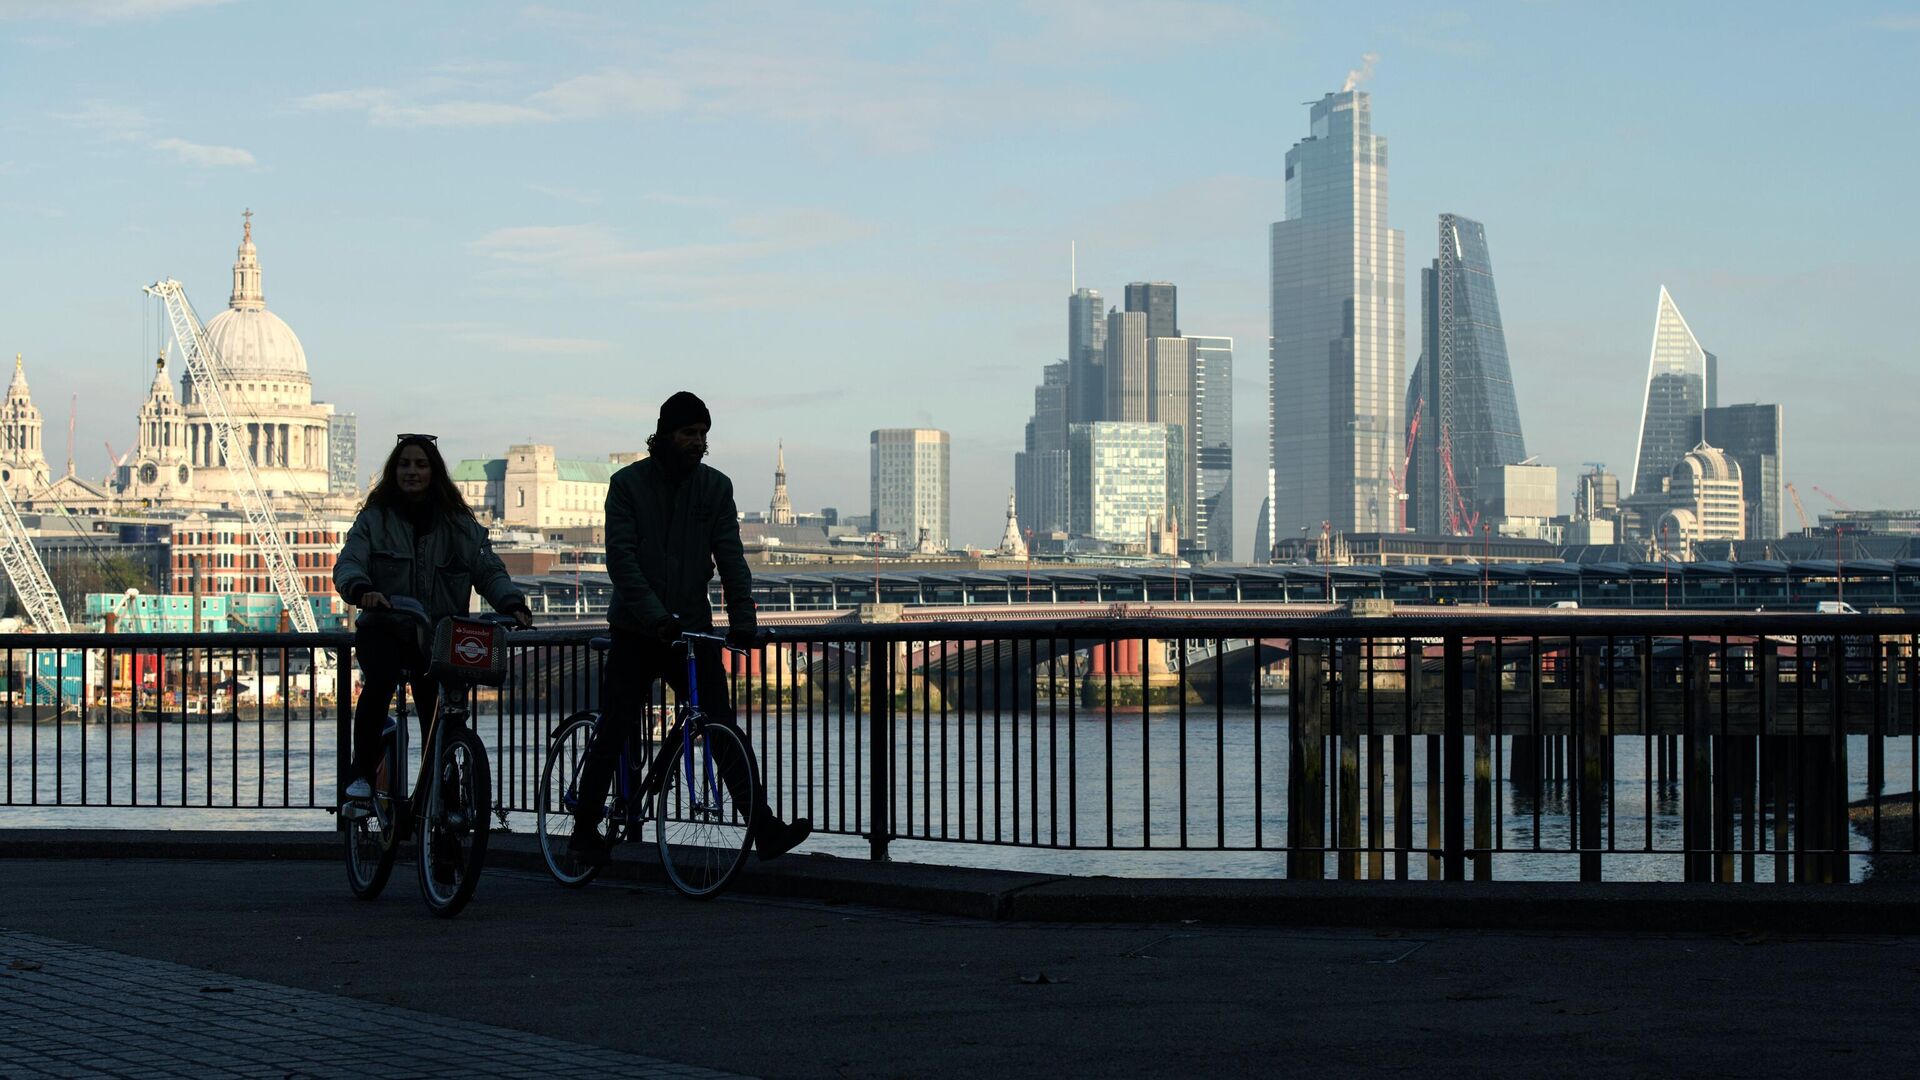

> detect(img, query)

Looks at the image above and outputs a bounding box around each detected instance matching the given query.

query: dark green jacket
[605,458,754,634]
[332,504,526,623]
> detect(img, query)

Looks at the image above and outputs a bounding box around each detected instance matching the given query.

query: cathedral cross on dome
[243,208,253,240]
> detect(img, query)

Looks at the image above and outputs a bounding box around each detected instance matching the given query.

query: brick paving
[0,930,750,1079]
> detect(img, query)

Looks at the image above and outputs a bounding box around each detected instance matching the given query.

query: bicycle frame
[383,680,470,841]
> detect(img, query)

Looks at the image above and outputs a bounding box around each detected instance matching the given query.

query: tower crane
[1385,399,1422,532]
[0,480,70,633]
[1783,481,1811,532]
[1810,485,1854,513]
[145,279,318,635]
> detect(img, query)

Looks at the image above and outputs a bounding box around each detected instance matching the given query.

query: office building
[1703,403,1783,540]
[1631,286,1717,498]
[1187,335,1234,562]
[328,412,358,497]
[1068,287,1106,425]
[1125,281,1178,341]
[1476,463,1557,540]
[1575,465,1621,523]
[1104,309,1149,423]
[1270,89,1404,540]
[1405,214,1526,534]
[870,428,950,551]
[1068,422,1179,547]
[1014,361,1071,536]
[453,444,622,529]
[1652,444,1744,558]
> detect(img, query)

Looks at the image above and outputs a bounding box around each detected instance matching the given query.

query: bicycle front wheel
[419,726,492,918]
[654,721,757,899]
[538,712,604,888]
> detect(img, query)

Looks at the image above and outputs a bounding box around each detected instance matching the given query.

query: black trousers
[347,619,439,786]
[573,628,770,829]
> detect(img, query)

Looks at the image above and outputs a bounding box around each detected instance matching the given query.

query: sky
[1,0,1916,554]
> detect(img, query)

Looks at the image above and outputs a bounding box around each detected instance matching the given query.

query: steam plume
[1342,52,1380,92]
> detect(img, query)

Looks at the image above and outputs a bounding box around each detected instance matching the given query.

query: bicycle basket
[429,617,509,686]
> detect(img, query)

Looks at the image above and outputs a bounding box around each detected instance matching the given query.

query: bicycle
[537,630,759,899]
[342,598,518,917]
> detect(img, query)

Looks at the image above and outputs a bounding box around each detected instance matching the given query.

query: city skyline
[2,3,1915,554]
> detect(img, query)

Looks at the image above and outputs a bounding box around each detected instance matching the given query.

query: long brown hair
[364,435,476,521]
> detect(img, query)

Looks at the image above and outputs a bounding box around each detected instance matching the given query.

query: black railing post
[1443,634,1465,881]
[1288,639,1325,880]
[1685,649,1714,883]
[869,640,892,862]
[333,643,351,821]
[1580,653,1604,882]
[1473,642,1494,881]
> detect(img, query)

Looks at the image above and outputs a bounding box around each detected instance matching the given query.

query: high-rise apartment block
[1632,287,1717,499]
[1406,214,1525,534]
[1187,335,1233,562]
[1270,90,1404,540]
[1069,422,1180,546]
[870,428,950,551]
[1125,281,1179,340]
[1702,403,1783,541]
[327,411,358,497]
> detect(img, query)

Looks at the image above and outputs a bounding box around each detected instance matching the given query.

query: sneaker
[344,778,372,800]
[755,816,812,861]
[568,825,611,867]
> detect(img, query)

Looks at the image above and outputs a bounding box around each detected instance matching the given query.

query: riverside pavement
[1,832,1918,1078]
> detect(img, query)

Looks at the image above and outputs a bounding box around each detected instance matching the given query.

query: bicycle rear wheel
[654,720,757,899]
[538,712,605,887]
[418,726,491,917]
[344,738,400,899]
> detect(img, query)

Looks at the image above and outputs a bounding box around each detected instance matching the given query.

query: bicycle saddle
[589,636,613,653]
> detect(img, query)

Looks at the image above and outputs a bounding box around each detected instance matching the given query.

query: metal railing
[6,611,1918,884]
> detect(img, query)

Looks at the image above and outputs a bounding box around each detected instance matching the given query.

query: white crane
[145,279,318,635]
[0,479,69,633]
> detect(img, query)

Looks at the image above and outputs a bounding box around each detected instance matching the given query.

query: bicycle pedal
[342,802,372,821]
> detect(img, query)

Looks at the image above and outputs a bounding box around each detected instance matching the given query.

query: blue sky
[2,0,1915,551]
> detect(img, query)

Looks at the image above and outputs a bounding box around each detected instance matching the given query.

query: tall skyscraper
[1187,335,1234,562]
[1405,214,1526,534]
[1014,361,1071,536]
[870,428,950,551]
[1704,403,1783,540]
[1104,308,1149,422]
[1068,287,1107,425]
[327,411,358,497]
[1270,89,1404,540]
[1631,286,1717,498]
[1068,421,1179,545]
[1125,281,1179,341]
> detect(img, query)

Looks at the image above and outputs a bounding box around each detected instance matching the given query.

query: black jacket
[604,458,754,634]
[333,504,526,623]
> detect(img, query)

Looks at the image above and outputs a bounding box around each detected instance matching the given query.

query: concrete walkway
[1,847,1917,1078]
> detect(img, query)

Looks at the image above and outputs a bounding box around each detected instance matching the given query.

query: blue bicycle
[536,631,759,898]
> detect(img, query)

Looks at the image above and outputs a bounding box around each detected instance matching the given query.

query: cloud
[527,69,684,118]
[528,184,602,206]
[0,0,238,21]
[443,327,614,355]
[149,137,255,168]
[56,103,257,168]
[1867,15,1920,31]
[296,88,549,127]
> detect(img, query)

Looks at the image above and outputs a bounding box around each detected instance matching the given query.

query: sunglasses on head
[396,433,439,444]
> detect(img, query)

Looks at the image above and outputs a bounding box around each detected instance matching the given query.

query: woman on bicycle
[334,434,533,802]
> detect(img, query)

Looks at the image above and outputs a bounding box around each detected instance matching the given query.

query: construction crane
[1810,485,1854,513]
[0,480,70,633]
[1784,481,1811,532]
[1385,399,1422,532]
[145,279,318,634]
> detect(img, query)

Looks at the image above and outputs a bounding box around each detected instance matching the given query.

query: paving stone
[0,931,753,1079]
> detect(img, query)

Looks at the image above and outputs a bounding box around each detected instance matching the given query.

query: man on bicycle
[568,391,810,866]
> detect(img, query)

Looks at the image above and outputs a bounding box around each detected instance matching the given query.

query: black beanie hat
[657,391,711,434]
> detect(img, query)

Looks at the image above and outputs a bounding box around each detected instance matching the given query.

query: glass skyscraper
[1187,335,1233,562]
[1067,287,1106,425]
[1703,403,1783,540]
[1014,361,1072,536]
[1069,421,1180,546]
[1125,281,1178,341]
[327,411,357,496]
[1270,90,1404,540]
[1631,286,1717,498]
[1405,214,1526,534]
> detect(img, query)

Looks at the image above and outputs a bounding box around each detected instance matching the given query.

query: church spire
[230,208,264,311]
[997,489,1027,558]
[9,353,26,395]
[769,439,795,525]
